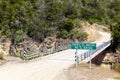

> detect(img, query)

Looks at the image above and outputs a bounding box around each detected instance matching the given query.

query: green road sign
[71,43,96,50]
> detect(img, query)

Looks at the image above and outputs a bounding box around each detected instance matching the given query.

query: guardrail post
[75,48,79,67]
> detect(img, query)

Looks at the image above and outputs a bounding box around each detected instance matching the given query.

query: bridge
[74,40,111,64]
[22,39,111,65]
[17,31,111,63]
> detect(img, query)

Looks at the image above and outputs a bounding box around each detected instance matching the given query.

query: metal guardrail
[77,40,111,62]
[21,40,111,61]
[22,44,70,60]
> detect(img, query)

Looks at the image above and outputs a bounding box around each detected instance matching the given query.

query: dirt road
[0,31,111,80]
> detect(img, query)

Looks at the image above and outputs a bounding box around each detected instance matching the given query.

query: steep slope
[81,21,110,42]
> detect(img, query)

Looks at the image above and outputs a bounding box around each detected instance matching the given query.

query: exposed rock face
[9,36,72,57]
[10,37,41,57]
[40,37,56,51]
[0,38,11,56]
[102,52,120,69]
[114,47,120,63]
[102,53,115,64]
[41,37,72,50]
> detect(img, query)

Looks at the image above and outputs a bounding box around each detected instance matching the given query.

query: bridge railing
[77,40,111,62]
[21,40,111,61]
[21,44,70,60]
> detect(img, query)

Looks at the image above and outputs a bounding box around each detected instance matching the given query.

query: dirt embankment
[81,21,109,42]
[56,63,120,80]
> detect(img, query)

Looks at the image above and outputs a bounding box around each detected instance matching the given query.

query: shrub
[115,64,120,72]
[111,23,120,49]
[0,52,3,60]
[59,19,74,32]
[64,3,78,19]
[71,30,88,42]
[14,30,26,44]
[73,19,82,28]
[58,29,70,39]
[77,32,88,41]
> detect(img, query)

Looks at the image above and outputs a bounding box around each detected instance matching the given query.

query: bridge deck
[76,40,111,63]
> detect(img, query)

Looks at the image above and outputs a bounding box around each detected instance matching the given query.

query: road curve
[0,31,111,80]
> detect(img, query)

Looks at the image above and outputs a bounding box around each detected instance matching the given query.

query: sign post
[71,42,96,68]
[75,47,78,67]
[89,50,92,69]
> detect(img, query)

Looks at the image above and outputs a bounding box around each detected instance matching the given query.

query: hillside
[0,21,106,56]
[0,0,120,72]
[0,0,120,45]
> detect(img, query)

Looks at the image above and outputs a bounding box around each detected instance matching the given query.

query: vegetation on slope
[0,52,3,60]
[0,0,120,46]
[0,0,87,44]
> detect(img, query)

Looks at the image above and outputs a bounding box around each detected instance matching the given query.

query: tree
[112,23,120,45]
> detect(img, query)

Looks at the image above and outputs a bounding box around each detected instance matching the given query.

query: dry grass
[55,63,120,80]
[114,77,120,80]
[0,52,3,60]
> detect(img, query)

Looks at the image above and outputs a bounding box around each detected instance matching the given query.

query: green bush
[0,52,3,60]
[115,64,120,72]
[73,19,82,28]
[59,19,74,32]
[77,32,88,41]
[14,30,26,44]
[111,23,120,48]
[58,29,70,39]
[71,30,88,41]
